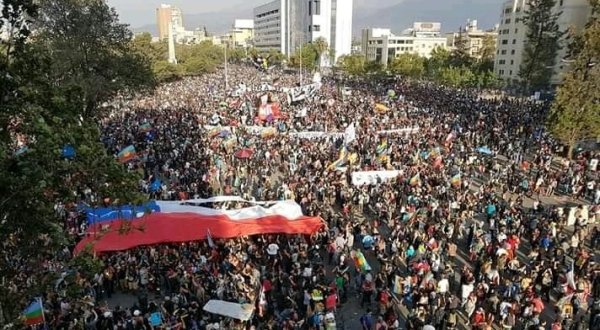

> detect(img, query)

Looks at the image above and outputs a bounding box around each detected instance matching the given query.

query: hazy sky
[106,0,388,28]
[107,0,274,27]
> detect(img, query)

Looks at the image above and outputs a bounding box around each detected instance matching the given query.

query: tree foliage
[519,0,564,92]
[289,42,319,72]
[547,1,600,159]
[449,27,473,68]
[337,54,367,75]
[0,0,147,322]
[34,0,155,119]
[390,53,425,78]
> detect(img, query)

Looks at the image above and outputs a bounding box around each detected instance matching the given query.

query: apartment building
[362,23,447,65]
[253,0,353,62]
[494,0,592,86]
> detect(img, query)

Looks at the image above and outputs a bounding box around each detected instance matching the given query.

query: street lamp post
[224,39,229,91]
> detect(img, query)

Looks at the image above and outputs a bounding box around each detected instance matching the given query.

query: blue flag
[149,178,162,193]
[61,144,76,159]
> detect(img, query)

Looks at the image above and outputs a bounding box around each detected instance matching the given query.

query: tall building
[231,19,255,48]
[445,19,499,59]
[361,23,447,65]
[156,4,184,40]
[494,0,592,87]
[253,0,353,62]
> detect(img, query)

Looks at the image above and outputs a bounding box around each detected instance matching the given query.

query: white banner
[286,83,321,104]
[288,131,344,140]
[378,127,420,135]
[352,170,402,186]
[345,122,356,145]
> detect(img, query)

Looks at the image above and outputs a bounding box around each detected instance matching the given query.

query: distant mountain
[133,0,503,37]
[354,0,502,35]
[133,4,255,36]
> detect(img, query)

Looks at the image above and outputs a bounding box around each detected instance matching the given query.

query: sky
[106,0,389,28]
[106,0,272,28]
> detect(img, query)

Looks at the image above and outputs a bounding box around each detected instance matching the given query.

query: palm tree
[313,37,329,70]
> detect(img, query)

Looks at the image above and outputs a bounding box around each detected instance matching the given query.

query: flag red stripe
[75,213,323,254]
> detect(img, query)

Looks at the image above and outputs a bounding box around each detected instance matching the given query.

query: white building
[230,19,254,48]
[362,23,447,65]
[253,0,353,62]
[445,19,499,59]
[494,0,592,86]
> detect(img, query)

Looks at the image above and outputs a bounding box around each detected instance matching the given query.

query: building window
[559,0,564,5]
[509,70,513,75]
[502,39,508,45]
[511,49,515,55]
[313,25,320,31]
[308,0,312,15]
[499,69,505,75]
[512,39,516,44]
[499,59,506,65]
[504,8,511,14]
[505,18,511,24]
[510,60,514,65]
[501,50,507,55]
[314,0,321,15]
[514,28,518,33]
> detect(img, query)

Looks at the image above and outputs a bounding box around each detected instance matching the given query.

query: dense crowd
[16,64,599,330]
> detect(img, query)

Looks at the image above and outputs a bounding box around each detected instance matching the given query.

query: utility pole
[224,38,229,91]
[300,41,303,86]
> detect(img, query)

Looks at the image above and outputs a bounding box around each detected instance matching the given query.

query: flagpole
[39,297,46,326]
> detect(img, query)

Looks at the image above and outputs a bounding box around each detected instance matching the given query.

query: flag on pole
[328,147,348,170]
[258,284,268,316]
[117,145,136,163]
[23,297,44,326]
[450,173,461,188]
[409,173,421,187]
[344,122,356,145]
[139,122,152,132]
[376,139,388,155]
[207,229,215,248]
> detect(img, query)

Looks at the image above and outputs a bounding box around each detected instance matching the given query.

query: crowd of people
[16,64,599,330]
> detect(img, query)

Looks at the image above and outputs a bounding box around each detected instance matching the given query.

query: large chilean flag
[76,198,323,254]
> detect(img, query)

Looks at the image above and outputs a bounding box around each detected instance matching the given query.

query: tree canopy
[519,0,564,93]
[547,0,600,159]
[0,0,148,322]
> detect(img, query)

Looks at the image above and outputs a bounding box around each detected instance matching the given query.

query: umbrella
[234,148,254,159]
[476,146,493,155]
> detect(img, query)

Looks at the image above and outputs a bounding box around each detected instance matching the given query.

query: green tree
[313,37,329,69]
[449,26,473,67]
[337,54,366,75]
[289,43,318,72]
[425,46,451,78]
[390,53,425,78]
[547,1,600,159]
[476,34,497,73]
[0,0,147,322]
[438,66,476,87]
[34,0,154,119]
[519,0,564,93]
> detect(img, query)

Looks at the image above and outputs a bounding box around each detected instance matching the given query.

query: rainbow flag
[328,147,348,170]
[450,173,461,188]
[374,103,390,114]
[353,250,371,273]
[409,173,421,187]
[139,122,152,132]
[23,298,44,326]
[117,145,136,163]
[376,139,388,155]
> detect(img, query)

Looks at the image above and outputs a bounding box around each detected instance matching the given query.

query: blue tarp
[85,201,161,225]
[476,146,493,155]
